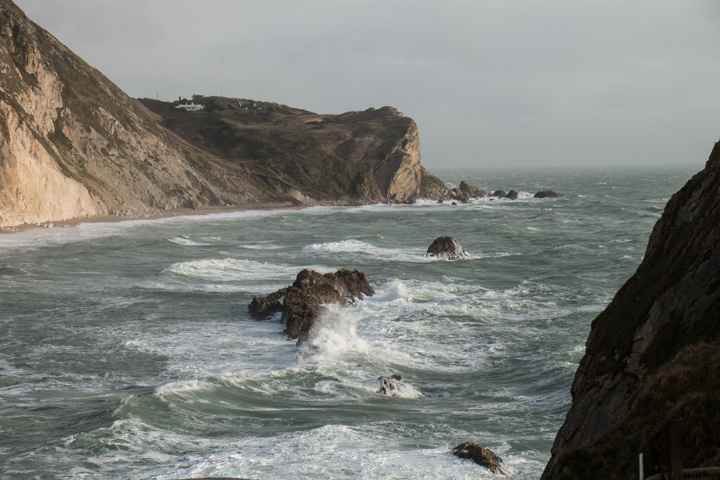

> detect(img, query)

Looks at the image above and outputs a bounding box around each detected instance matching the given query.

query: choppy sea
[0,166,698,479]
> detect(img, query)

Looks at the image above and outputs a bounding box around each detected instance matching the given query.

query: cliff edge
[140,97,448,205]
[542,143,720,479]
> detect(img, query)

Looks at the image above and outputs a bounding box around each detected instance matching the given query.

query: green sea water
[0,166,698,479]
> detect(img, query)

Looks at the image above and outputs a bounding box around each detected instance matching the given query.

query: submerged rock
[534,189,559,198]
[426,236,468,260]
[377,374,403,395]
[452,442,505,473]
[249,268,374,343]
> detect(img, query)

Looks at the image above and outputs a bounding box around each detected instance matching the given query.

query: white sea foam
[302,239,448,263]
[297,306,370,363]
[163,258,299,282]
[167,236,211,246]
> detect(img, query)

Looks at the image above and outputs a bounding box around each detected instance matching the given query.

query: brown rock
[534,189,559,198]
[249,268,374,343]
[491,190,506,197]
[452,442,504,473]
[449,188,470,203]
[248,288,288,320]
[504,189,519,200]
[459,180,486,198]
[426,236,468,260]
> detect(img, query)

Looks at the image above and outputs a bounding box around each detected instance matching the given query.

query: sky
[14,0,720,170]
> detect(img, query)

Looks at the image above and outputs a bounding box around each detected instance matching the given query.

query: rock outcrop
[249,268,374,343]
[534,189,558,198]
[542,141,720,479]
[426,236,468,260]
[459,180,486,199]
[449,187,470,204]
[0,0,450,228]
[452,442,505,473]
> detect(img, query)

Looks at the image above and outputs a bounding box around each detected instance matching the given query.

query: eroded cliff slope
[543,143,720,479]
[140,97,448,205]
[0,0,274,228]
[0,0,448,228]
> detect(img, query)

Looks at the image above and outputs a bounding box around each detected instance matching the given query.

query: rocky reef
[542,142,720,478]
[249,268,374,344]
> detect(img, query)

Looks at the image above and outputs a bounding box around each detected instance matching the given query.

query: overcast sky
[14,0,720,170]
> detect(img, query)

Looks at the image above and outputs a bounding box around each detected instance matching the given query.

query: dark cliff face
[543,143,720,479]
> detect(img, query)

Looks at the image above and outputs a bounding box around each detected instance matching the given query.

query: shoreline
[0,201,305,235]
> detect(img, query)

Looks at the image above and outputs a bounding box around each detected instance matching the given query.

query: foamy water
[0,166,696,479]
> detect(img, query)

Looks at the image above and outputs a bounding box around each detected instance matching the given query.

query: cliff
[0,0,448,229]
[140,97,448,205]
[542,143,720,479]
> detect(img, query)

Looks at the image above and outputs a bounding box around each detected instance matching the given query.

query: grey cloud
[13,0,720,168]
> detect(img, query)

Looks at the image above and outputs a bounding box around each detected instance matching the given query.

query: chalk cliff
[542,142,720,479]
[0,0,448,228]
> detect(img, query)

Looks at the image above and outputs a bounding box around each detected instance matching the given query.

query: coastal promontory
[0,0,448,229]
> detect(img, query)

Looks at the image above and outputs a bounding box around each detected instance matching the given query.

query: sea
[0,166,699,480]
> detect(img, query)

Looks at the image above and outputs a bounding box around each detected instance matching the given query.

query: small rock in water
[377,374,403,395]
[426,236,468,260]
[452,441,505,473]
[504,190,518,200]
[534,189,559,198]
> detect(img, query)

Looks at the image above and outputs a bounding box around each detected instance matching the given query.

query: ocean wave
[301,239,453,263]
[163,258,300,282]
[167,236,211,246]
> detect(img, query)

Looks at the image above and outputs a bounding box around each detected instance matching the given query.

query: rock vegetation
[542,141,720,478]
[249,268,374,343]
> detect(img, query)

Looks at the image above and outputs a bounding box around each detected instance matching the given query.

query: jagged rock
[426,236,468,260]
[249,268,374,343]
[377,374,403,395]
[534,189,559,198]
[504,189,519,200]
[452,442,504,473]
[491,190,506,197]
[459,180,486,198]
[248,288,288,320]
[449,188,470,203]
